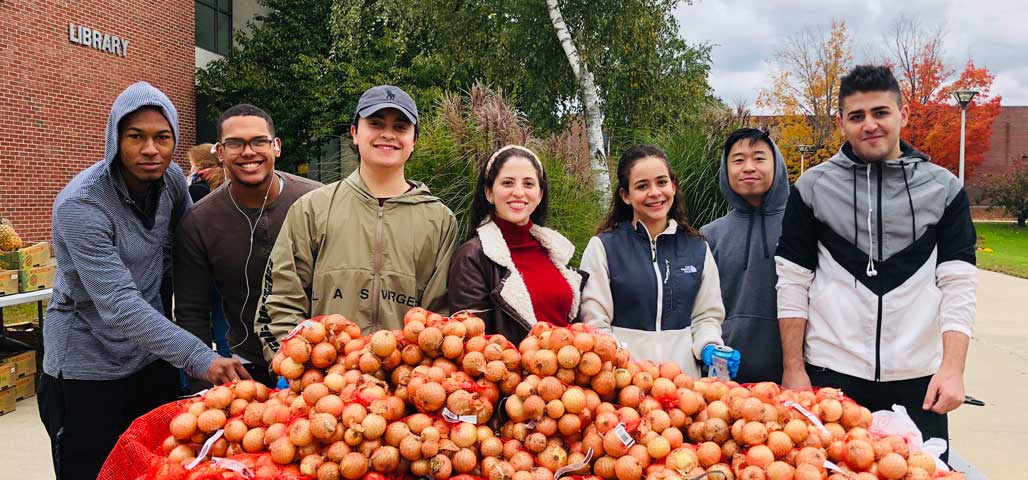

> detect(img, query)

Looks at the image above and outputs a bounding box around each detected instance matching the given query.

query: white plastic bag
[870,405,949,472]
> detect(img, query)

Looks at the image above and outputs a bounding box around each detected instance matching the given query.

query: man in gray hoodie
[38,82,248,480]
[700,128,789,384]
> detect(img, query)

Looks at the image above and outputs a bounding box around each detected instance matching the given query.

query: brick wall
[0,0,196,243]
[967,106,1028,205]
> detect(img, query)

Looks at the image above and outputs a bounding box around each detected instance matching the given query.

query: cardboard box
[0,269,18,296]
[0,359,15,391]
[15,374,35,401]
[19,263,56,292]
[3,351,37,378]
[0,242,50,270]
[0,386,15,416]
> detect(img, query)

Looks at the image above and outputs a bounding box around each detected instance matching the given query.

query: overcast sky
[673,0,1027,113]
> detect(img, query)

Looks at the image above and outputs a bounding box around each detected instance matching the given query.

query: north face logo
[386,89,396,101]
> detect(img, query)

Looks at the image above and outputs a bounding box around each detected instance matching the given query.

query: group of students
[34,64,977,480]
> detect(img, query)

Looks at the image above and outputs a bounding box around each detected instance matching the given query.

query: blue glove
[702,344,741,379]
[276,376,289,390]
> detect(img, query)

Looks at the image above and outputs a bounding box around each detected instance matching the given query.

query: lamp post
[952,89,979,184]
[796,144,815,175]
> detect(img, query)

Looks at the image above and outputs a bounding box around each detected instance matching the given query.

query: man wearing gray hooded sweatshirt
[38,82,249,480]
[700,128,788,384]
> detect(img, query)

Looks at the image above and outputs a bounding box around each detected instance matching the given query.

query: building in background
[0,0,266,242]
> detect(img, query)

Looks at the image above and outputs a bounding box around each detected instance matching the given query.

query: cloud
[674,0,1028,109]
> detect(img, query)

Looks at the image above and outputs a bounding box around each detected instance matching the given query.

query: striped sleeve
[55,198,217,379]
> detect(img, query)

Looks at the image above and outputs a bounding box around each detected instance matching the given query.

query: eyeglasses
[219,137,274,153]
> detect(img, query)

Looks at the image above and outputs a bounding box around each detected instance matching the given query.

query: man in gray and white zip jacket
[776,66,977,460]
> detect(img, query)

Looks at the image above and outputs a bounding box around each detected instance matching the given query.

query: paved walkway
[949,269,1028,479]
[0,269,1022,479]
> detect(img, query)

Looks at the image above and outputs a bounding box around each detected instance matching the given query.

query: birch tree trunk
[545,0,611,201]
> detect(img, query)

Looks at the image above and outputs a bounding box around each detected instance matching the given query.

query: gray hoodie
[43,81,218,381]
[699,135,789,383]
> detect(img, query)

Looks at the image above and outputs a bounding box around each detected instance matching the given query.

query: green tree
[980,166,1028,227]
[196,0,347,172]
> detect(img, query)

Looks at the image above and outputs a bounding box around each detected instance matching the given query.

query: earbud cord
[226,173,275,351]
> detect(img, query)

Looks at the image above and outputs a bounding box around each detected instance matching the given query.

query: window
[196,0,232,56]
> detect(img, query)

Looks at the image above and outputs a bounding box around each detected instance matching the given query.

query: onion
[204,386,234,409]
[270,437,296,465]
[618,385,644,408]
[170,413,198,440]
[418,326,444,353]
[370,445,400,472]
[302,321,327,343]
[531,349,558,376]
[452,447,478,474]
[413,381,446,412]
[168,444,194,464]
[647,435,671,460]
[603,428,632,457]
[795,446,827,467]
[300,454,324,477]
[615,455,643,480]
[741,421,768,446]
[846,439,875,470]
[279,357,305,379]
[224,418,248,443]
[310,342,338,368]
[194,409,227,436]
[704,418,730,444]
[480,436,504,458]
[283,338,311,364]
[665,448,699,473]
[341,451,369,479]
[317,462,341,480]
[288,418,314,447]
[739,465,766,480]
[241,427,265,453]
[746,445,775,468]
[696,441,721,467]
[400,435,424,461]
[362,413,387,439]
[442,335,465,359]
[558,413,582,436]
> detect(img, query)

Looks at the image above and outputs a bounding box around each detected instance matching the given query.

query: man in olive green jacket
[255,86,458,361]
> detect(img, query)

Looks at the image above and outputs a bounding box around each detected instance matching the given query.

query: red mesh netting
[98,399,191,480]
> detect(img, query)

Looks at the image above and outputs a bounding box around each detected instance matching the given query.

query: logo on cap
[386,89,396,101]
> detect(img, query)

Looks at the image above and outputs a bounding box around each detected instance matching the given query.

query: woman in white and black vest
[579,144,734,379]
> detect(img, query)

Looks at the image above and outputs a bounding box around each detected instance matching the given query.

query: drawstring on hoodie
[759,205,769,259]
[900,162,917,239]
[865,165,878,277]
[743,214,754,270]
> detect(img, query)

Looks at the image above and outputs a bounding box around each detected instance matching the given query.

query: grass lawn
[975,222,1028,279]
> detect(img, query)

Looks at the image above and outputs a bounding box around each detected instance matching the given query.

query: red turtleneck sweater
[494,217,573,326]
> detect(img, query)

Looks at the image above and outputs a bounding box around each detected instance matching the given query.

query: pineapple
[0,217,22,252]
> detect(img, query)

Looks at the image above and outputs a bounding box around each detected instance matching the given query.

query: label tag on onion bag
[785,401,832,436]
[186,429,225,470]
[283,320,315,342]
[614,423,635,448]
[709,355,730,381]
[554,447,594,480]
[442,407,478,424]
[211,458,255,478]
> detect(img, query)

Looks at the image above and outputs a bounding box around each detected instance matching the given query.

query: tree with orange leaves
[758,21,851,181]
[885,16,1002,178]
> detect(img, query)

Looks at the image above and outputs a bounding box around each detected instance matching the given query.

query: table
[0,288,51,351]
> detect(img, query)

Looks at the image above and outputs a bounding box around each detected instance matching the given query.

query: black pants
[807,364,949,462]
[37,359,180,480]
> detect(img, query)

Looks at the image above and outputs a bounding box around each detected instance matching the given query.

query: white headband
[485,144,543,174]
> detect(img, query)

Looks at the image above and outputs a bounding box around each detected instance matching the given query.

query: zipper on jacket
[650,238,663,332]
[874,163,884,381]
[371,205,385,331]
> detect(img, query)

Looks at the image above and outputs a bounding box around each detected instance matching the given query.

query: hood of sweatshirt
[104,81,180,168]
[103,82,181,199]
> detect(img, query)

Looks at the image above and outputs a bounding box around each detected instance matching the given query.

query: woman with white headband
[448,145,584,344]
